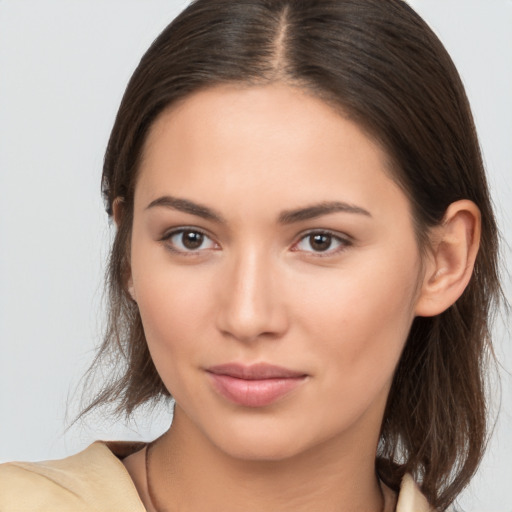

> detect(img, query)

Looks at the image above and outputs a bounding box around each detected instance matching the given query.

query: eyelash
[160,227,218,255]
[160,227,352,257]
[291,230,352,257]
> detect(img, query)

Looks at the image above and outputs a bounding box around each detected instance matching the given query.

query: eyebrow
[278,201,372,224]
[146,196,372,224]
[146,196,227,223]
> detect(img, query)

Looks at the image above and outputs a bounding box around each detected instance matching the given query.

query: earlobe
[127,279,137,302]
[415,200,481,317]
[112,197,125,227]
[112,196,137,302]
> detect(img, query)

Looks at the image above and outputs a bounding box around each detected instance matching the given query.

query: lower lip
[208,373,306,407]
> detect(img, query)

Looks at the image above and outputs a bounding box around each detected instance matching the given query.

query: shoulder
[0,442,146,512]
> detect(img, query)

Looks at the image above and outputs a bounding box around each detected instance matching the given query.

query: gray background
[0,1,510,510]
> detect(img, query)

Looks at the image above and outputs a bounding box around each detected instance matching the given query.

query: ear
[126,275,137,303]
[112,197,137,302]
[112,196,124,227]
[415,200,481,317]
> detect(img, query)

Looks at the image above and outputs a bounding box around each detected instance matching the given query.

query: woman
[0,0,502,510]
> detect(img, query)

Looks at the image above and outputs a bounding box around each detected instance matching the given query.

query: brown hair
[83,0,502,509]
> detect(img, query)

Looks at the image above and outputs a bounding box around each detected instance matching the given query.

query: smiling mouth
[206,363,308,407]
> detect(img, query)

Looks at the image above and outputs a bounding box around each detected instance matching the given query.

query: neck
[147,407,385,512]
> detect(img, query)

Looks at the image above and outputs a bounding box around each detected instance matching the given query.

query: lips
[206,363,307,407]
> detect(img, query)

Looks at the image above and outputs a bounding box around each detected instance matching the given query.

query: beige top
[0,442,432,511]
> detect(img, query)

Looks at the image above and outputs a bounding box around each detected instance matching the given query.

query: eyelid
[290,229,353,256]
[158,226,352,257]
[160,226,220,254]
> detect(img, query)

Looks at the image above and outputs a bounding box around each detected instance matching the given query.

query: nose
[215,247,289,343]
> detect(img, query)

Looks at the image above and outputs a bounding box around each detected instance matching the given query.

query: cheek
[133,270,214,402]
[135,269,211,349]
[129,232,215,376]
[298,248,421,392]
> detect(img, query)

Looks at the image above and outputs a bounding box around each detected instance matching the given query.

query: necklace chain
[145,439,163,512]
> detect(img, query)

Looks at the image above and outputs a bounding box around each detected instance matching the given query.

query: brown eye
[293,231,350,255]
[182,230,204,249]
[309,233,332,252]
[163,228,217,253]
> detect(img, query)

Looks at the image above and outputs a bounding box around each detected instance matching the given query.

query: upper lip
[206,363,307,380]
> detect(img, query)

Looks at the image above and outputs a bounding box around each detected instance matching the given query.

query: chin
[206,420,320,463]
[219,437,306,462]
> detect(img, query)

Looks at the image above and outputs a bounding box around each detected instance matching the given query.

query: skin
[120,83,480,512]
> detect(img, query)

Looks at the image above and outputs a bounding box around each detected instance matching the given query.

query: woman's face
[129,83,425,461]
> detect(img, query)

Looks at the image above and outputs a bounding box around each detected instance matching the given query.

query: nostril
[215,294,288,343]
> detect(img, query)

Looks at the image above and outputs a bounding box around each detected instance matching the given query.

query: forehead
[135,83,409,223]
[143,83,385,165]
